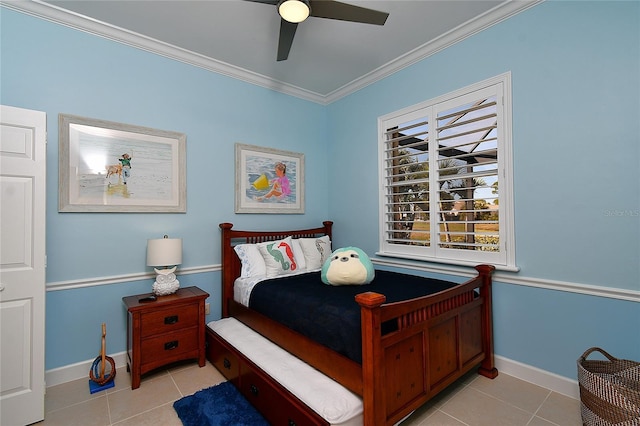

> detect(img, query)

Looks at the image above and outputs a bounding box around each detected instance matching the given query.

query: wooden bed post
[476,264,498,379]
[219,223,234,318]
[356,291,387,426]
[322,221,333,241]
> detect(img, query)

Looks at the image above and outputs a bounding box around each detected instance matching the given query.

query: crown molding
[2,0,542,105]
[324,0,543,103]
[1,0,327,103]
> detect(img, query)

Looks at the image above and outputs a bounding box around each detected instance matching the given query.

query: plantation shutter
[379,74,513,267]
[434,86,501,261]
[381,110,434,256]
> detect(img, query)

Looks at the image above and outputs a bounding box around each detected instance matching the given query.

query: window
[378,73,516,269]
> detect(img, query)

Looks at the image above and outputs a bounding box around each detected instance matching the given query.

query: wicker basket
[577,347,640,426]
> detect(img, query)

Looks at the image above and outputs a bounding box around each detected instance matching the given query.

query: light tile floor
[38,361,582,426]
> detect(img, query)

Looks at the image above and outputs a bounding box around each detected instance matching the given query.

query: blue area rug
[173,381,270,426]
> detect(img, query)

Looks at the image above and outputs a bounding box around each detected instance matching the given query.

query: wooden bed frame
[209,221,497,426]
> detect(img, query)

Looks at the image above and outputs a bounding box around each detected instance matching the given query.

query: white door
[0,105,46,425]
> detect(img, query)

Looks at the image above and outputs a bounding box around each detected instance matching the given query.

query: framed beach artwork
[58,114,186,213]
[235,143,304,214]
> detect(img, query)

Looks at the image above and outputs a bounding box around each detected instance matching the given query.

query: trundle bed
[206,221,497,425]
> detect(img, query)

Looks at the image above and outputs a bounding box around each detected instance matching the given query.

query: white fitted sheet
[233,268,320,307]
[208,317,363,426]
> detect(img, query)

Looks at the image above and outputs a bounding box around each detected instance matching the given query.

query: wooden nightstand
[123,286,209,389]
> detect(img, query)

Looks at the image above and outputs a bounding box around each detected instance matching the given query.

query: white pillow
[298,235,331,270]
[257,237,301,277]
[290,238,306,271]
[234,243,266,278]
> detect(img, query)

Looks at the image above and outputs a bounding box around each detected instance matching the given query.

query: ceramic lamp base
[153,279,179,296]
[152,267,180,296]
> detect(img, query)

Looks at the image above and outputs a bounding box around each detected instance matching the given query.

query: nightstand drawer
[140,327,199,364]
[140,304,199,337]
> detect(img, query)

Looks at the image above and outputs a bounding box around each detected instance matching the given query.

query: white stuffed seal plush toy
[321,247,375,286]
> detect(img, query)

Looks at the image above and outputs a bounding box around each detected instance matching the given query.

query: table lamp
[146,235,182,296]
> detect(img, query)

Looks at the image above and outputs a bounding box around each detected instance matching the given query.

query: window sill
[373,251,520,275]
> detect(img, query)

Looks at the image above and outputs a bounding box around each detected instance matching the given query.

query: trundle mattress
[208,317,363,426]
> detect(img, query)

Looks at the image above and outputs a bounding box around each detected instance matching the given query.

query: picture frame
[58,114,186,213]
[235,143,304,214]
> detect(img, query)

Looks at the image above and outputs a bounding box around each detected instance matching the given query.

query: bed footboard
[356,264,497,426]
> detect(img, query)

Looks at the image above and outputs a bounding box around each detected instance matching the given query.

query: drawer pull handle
[223,358,231,370]
[164,315,179,325]
[288,421,297,426]
[250,384,259,396]
[164,340,179,350]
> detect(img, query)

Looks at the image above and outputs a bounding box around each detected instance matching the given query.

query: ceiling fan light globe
[278,0,310,23]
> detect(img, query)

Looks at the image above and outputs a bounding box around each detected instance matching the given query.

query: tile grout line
[413,376,478,425]
[526,390,564,426]
[106,390,112,426]
[436,409,472,426]
[463,385,538,418]
[110,402,177,426]
[531,390,552,418]
[168,368,186,398]
[44,393,106,417]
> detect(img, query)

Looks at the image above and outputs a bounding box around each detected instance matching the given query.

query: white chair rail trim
[372,257,640,303]
[47,259,639,303]
[46,265,219,291]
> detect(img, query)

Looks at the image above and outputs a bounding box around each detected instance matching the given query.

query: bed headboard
[219,221,333,317]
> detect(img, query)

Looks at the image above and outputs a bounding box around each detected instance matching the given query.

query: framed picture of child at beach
[235,143,304,214]
[58,114,186,212]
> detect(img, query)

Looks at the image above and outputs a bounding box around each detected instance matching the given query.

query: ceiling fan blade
[243,0,278,5]
[309,0,388,25]
[277,19,298,61]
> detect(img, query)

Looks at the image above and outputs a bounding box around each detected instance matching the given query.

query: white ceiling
[6,0,538,103]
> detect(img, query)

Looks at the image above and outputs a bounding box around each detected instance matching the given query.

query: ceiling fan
[247,0,389,61]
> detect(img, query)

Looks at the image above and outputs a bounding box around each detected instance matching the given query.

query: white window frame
[377,72,517,270]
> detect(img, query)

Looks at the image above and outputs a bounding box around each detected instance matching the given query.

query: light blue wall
[1,1,638,380]
[326,0,639,378]
[1,7,329,369]
[327,0,640,290]
[491,282,638,376]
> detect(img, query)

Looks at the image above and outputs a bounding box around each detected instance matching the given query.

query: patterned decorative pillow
[257,237,300,277]
[298,235,331,270]
[234,243,266,278]
[290,238,307,271]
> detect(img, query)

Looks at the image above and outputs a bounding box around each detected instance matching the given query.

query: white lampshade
[147,236,182,267]
[278,0,310,23]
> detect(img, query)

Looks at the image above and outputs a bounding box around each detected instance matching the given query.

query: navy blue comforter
[248,270,457,364]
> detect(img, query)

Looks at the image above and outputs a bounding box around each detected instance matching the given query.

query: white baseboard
[45,351,127,388]
[45,352,580,400]
[495,355,579,400]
